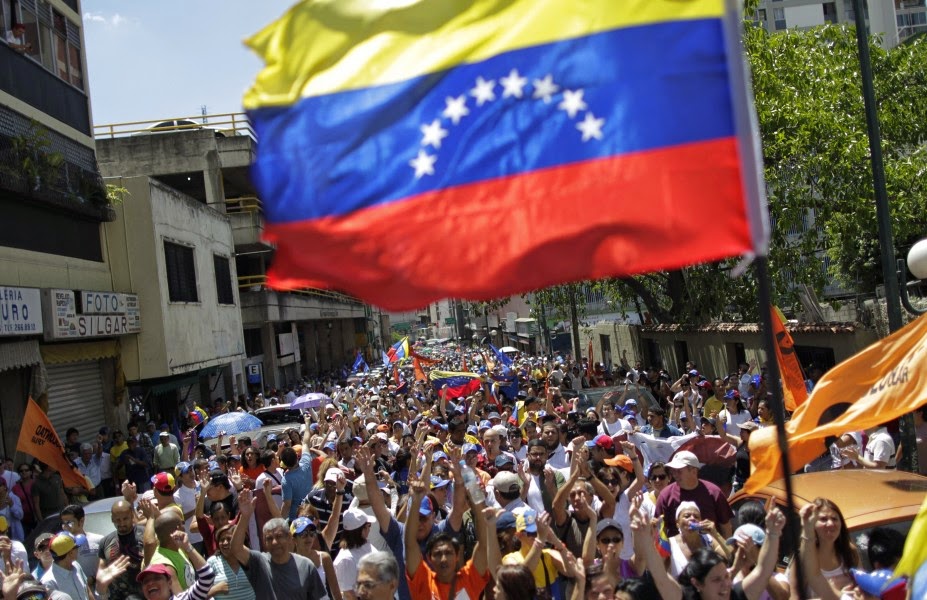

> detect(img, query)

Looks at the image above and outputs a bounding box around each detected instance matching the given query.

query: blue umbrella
[199,412,262,439]
[291,393,331,410]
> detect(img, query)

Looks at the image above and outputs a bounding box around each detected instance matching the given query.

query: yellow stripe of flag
[244,0,726,108]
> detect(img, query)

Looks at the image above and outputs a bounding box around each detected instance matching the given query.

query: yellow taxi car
[729,469,927,569]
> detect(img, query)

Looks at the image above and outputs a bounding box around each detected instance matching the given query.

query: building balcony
[225,196,271,252]
[238,275,367,326]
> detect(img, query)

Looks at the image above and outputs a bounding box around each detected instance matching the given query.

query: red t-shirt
[407,558,489,600]
[654,480,734,537]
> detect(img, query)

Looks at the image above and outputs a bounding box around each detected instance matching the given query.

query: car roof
[733,469,927,530]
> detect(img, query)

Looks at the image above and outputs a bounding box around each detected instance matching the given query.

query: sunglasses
[598,536,622,545]
[601,479,620,485]
[650,474,668,482]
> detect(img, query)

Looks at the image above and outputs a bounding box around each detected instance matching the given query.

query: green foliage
[7,120,64,190]
[746,25,927,296]
[105,184,130,206]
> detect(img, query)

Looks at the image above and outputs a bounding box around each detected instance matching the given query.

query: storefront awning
[41,340,120,365]
[0,340,42,373]
[142,365,223,396]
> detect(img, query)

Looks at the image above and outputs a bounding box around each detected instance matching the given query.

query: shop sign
[44,289,141,340]
[0,286,43,337]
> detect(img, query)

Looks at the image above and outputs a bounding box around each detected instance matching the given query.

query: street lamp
[898,239,927,315]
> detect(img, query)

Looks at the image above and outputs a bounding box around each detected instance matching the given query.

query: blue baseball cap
[462,443,481,455]
[174,462,193,475]
[725,390,741,400]
[432,451,449,462]
[323,441,336,451]
[467,426,478,435]
[266,434,278,442]
[430,476,451,489]
[497,512,517,530]
[478,420,492,430]
[414,496,433,516]
[494,454,514,468]
[290,517,317,536]
[751,374,762,387]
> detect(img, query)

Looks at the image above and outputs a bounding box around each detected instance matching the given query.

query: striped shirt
[206,555,256,600]
[174,564,215,600]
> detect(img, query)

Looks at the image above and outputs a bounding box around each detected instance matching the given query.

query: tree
[554,23,927,325]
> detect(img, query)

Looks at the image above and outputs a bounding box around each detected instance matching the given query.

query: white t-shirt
[720,409,754,436]
[865,428,896,467]
[332,541,375,594]
[173,484,203,543]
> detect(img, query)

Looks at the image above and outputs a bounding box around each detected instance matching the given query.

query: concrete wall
[104,176,245,381]
[0,245,112,291]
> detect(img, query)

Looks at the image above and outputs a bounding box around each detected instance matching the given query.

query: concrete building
[753,0,925,48]
[95,120,377,395]
[0,0,140,453]
[102,176,245,416]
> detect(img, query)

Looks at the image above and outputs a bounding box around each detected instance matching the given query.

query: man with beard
[522,439,564,514]
[98,500,144,600]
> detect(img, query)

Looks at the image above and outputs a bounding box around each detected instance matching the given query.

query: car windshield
[255,408,302,426]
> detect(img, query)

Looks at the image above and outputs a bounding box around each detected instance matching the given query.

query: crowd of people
[0,345,921,600]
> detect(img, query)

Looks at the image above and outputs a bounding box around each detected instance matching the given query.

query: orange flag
[413,356,428,383]
[17,397,92,490]
[746,313,927,493]
[409,350,439,365]
[770,306,808,411]
[587,340,599,387]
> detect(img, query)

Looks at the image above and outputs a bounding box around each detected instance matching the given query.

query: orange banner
[17,398,92,490]
[770,306,808,412]
[747,313,927,493]
[413,357,427,383]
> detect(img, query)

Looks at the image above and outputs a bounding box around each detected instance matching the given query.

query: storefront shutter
[46,360,105,446]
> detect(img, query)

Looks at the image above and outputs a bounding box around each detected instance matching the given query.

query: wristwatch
[335,490,346,496]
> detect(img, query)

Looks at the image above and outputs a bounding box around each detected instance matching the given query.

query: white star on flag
[500,69,528,98]
[420,119,449,149]
[532,75,559,103]
[470,76,496,106]
[559,89,587,118]
[577,112,605,142]
[442,95,469,125]
[409,150,437,178]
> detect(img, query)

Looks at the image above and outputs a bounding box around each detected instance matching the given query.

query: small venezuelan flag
[429,370,483,399]
[189,406,208,426]
[245,0,768,310]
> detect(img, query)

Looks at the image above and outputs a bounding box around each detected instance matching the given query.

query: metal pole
[850,0,917,472]
[756,257,806,599]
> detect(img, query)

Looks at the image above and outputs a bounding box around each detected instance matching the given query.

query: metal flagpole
[755,256,806,599]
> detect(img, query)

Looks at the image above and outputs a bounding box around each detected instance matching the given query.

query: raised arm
[630,494,682,600]
[320,472,345,550]
[552,461,579,527]
[446,447,466,532]
[404,474,427,578]
[356,447,391,533]
[741,506,786,600]
[229,488,254,566]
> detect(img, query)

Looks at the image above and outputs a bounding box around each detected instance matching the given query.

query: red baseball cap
[136,564,172,582]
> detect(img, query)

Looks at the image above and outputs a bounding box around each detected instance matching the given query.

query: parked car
[729,469,927,569]
[24,495,120,568]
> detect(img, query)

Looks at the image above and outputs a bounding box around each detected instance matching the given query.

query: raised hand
[121,480,138,504]
[1,558,26,599]
[355,446,372,473]
[766,506,786,537]
[238,488,255,516]
[409,475,428,499]
[96,554,131,590]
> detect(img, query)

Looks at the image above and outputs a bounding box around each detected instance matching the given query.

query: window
[3,1,83,90]
[773,7,786,29]
[164,242,198,302]
[213,254,235,305]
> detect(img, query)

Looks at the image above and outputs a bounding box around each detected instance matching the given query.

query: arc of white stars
[559,89,587,118]
[442,95,469,125]
[532,75,559,103]
[577,112,605,142]
[470,76,496,106]
[420,119,449,149]
[500,69,528,98]
[410,149,437,178]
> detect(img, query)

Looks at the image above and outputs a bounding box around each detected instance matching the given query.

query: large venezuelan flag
[245,0,768,310]
[430,370,483,399]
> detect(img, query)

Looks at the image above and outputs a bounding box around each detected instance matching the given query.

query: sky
[82,0,293,126]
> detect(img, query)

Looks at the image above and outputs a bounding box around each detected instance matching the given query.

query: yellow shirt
[503,549,560,590]
[702,397,725,418]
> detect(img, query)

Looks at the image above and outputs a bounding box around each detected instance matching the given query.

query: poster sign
[0,286,43,336]
[44,289,141,340]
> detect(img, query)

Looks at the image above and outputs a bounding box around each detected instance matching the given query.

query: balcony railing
[93,113,256,140]
[238,275,364,306]
[225,196,262,213]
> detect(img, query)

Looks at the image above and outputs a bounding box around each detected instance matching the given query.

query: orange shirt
[407,558,489,600]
